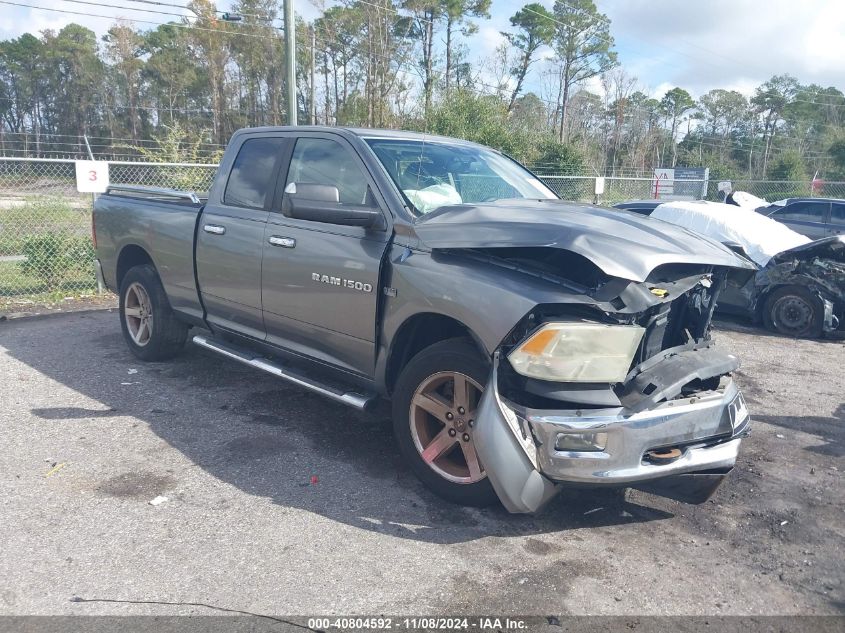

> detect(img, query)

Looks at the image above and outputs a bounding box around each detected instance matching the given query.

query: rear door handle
[203,224,226,235]
[268,236,296,248]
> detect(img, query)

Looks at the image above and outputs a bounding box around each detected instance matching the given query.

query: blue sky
[1,0,843,101]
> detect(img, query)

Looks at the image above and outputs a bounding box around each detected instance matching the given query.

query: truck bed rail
[105,185,204,205]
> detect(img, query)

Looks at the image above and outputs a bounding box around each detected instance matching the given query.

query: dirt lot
[0,310,842,617]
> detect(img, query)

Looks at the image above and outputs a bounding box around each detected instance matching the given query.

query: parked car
[651,201,845,338]
[612,199,662,215]
[93,127,754,514]
[757,197,845,240]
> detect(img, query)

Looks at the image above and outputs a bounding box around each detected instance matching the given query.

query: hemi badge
[649,287,669,297]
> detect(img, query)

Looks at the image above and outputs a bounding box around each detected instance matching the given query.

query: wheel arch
[116,244,155,291]
[382,312,489,396]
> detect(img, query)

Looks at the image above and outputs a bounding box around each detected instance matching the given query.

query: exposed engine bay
[443,246,738,414]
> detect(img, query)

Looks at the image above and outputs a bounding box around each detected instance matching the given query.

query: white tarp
[726,191,769,209]
[651,200,810,267]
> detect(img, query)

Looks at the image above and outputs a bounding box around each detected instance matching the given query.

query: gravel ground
[0,310,842,617]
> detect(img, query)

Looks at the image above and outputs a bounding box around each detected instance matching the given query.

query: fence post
[593,177,605,205]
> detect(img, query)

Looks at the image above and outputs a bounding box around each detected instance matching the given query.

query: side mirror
[288,182,340,202]
[284,182,384,229]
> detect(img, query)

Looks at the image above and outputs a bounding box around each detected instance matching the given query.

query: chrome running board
[192,335,376,411]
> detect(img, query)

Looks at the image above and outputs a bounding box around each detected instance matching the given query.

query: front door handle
[203,224,226,235]
[268,236,296,248]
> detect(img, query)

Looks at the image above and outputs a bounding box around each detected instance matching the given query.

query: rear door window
[224,138,285,209]
[830,203,845,226]
[772,201,828,223]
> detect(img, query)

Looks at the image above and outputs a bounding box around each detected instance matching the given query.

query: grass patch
[0,257,97,300]
[0,197,92,257]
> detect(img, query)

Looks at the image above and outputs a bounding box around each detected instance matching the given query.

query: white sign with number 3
[75,160,110,193]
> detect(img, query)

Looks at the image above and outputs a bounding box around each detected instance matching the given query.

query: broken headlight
[508,322,645,383]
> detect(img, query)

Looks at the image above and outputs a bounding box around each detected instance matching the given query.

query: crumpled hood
[413,199,755,282]
[769,235,845,265]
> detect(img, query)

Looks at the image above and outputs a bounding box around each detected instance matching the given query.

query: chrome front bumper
[474,358,750,514]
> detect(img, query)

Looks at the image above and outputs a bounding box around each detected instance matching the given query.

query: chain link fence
[540,175,845,204]
[1,156,843,312]
[0,158,216,312]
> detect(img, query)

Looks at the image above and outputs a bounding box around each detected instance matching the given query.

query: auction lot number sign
[75,160,110,193]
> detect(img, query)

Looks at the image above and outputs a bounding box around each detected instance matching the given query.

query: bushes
[419,89,585,171]
[19,233,95,289]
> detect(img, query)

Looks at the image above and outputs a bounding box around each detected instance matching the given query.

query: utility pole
[310,26,316,125]
[284,0,297,126]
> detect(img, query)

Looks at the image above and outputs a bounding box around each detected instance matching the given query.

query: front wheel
[392,338,498,507]
[119,264,189,361]
[762,285,824,338]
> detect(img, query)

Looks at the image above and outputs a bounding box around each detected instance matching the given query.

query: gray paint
[94,126,757,389]
[94,196,202,320]
[413,200,754,282]
[93,126,760,511]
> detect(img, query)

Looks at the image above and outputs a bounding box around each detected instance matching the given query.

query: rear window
[224,138,285,209]
[831,203,845,226]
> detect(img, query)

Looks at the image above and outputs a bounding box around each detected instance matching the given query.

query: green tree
[751,74,799,176]
[443,0,491,94]
[535,138,584,174]
[828,136,845,179]
[697,89,749,164]
[229,0,285,126]
[502,3,555,112]
[42,25,104,142]
[0,34,46,146]
[768,149,806,181]
[103,23,145,142]
[143,24,199,125]
[187,0,232,144]
[551,0,617,142]
[660,87,695,167]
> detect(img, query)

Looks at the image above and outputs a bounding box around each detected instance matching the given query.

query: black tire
[392,338,498,507]
[762,285,824,338]
[119,264,189,361]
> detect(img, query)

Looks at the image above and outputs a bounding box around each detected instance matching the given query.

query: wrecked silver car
[93,127,754,513]
[651,200,845,338]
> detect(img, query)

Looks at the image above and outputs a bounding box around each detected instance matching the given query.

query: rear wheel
[392,338,497,507]
[763,285,824,338]
[119,264,189,360]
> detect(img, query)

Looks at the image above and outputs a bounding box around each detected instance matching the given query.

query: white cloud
[601,0,845,96]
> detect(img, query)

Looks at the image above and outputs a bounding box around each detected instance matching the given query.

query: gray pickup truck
[93,127,754,513]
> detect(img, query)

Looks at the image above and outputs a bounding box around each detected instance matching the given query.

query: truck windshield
[364,138,558,216]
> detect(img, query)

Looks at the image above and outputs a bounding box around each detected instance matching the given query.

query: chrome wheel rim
[773,295,812,334]
[409,371,485,484]
[124,282,153,347]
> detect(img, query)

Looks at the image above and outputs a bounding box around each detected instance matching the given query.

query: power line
[61,0,189,19]
[0,0,282,40]
[123,0,191,10]
[123,0,274,22]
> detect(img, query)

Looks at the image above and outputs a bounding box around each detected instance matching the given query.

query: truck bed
[94,186,206,322]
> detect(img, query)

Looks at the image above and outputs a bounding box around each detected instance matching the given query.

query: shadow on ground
[754,405,845,458]
[3,311,677,545]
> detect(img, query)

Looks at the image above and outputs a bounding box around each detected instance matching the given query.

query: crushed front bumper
[474,355,750,514]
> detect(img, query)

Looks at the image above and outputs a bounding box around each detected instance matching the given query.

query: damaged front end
[754,236,845,334]
[469,254,751,514]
